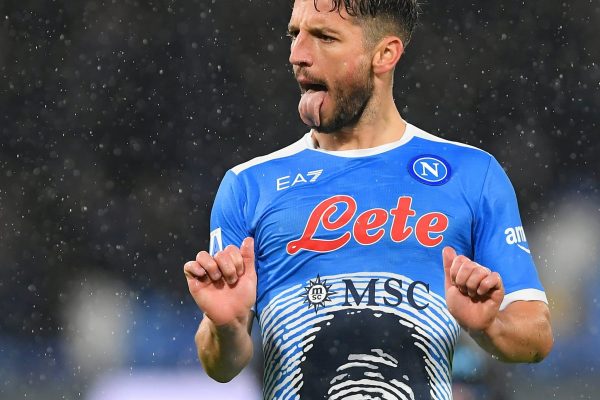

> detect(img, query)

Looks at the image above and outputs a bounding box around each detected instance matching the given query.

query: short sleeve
[209,170,249,256]
[473,157,548,310]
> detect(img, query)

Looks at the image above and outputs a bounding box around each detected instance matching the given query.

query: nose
[289,32,313,67]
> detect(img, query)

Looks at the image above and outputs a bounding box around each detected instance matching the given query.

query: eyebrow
[287,24,340,37]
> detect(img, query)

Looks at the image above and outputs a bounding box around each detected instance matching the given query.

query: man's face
[288,0,374,132]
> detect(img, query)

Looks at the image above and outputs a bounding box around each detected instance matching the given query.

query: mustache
[294,68,328,88]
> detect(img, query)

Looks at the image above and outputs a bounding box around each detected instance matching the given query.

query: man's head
[314,0,420,47]
[289,0,420,133]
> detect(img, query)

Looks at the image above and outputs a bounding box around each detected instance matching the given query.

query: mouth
[303,83,327,92]
[298,79,328,94]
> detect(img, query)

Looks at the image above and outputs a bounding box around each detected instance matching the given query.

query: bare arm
[184,237,257,382]
[195,310,255,382]
[468,300,553,363]
[443,247,554,363]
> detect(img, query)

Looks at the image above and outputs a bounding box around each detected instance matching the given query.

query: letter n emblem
[408,155,451,186]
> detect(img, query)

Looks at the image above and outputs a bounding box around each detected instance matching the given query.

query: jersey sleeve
[209,170,249,256]
[473,157,548,310]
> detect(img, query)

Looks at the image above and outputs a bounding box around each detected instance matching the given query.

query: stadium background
[1,1,598,399]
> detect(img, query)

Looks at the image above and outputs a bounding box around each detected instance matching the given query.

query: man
[183,0,553,398]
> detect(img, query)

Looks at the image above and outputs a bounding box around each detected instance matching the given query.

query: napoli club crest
[409,154,451,186]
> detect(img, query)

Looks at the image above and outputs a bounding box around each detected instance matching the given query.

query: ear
[372,36,404,75]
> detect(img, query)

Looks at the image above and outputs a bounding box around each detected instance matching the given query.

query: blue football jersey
[209,123,547,400]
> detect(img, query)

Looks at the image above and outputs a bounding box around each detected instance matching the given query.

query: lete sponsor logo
[286,195,449,254]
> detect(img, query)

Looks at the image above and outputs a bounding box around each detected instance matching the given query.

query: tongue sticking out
[298,89,326,127]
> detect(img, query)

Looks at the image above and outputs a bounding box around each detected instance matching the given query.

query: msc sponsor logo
[408,155,451,186]
[504,225,530,254]
[300,275,431,312]
[277,169,323,191]
[302,274,336,313]
[287,195,449,254]
[343,278,430,310]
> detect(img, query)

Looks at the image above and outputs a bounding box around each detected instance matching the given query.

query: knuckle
[475,268,488,278]
[213,251,226,264]
[221,263,235,275]
[207,258,218,270]
[214,255,233,274]
[456,255,470,265]
[184,261,197,273]
[232,253,244,266]
[199,256,216,270]
[223,245,240,258]
[214,252,228,265]
[466,279,479,290]
[196,250,209,261]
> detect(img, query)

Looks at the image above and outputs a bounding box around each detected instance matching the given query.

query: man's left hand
[442,246,504,332]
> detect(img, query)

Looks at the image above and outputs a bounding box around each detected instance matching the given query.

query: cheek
[335,63,369,93]
[339,61,359,80]
[323,57,370,106]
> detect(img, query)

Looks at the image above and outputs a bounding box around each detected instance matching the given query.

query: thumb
[442,246,457,291]
[240,237,256,276]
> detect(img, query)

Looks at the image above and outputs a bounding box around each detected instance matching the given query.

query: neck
[311,89,406,151]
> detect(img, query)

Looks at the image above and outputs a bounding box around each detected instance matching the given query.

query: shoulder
[230,134,310,176]
[409,124,491,158]
[407,123,496,174]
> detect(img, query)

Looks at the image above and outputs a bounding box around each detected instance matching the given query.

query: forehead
[289,0,359,28]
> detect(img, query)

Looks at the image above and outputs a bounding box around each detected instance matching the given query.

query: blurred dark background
[1,0,598,399]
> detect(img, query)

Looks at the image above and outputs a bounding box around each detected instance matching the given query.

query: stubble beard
[318,68,374,134]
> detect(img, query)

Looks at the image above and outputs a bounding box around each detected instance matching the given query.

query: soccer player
[183,0,553,398]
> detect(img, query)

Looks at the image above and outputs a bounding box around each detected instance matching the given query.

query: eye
[318,33,335,43]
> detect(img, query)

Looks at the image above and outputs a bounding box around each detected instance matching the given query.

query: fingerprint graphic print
[258,272,460,400]
[328,349,417,399]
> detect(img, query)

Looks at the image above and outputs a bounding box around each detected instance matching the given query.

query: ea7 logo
[504,225,530,254]
[277,169,323,191]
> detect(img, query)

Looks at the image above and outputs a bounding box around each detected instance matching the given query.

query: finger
[465,266,491,297]
[450,255,473,286]
[183,260,206,280]
[477,272,503,296]
[452,260,477,297]
[214,250,238,284]
[240,237,256,278]
[442,246,457,291]
[224,244,245,277]
[196,251,222,281]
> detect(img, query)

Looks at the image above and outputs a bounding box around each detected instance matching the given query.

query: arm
[468,300,553,363]
[443,246,553,363]
[184,237,257,382]
[195,310,255,382]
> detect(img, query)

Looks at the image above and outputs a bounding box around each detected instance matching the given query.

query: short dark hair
[315,0,420,45]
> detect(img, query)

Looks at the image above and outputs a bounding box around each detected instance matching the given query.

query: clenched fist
[184,237,257,327]
[443,246,504,332]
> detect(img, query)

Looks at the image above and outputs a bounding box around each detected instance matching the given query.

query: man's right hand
[184,237,257,327]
